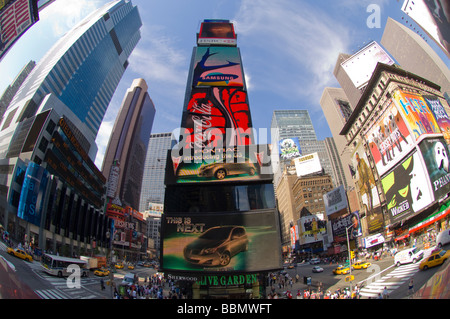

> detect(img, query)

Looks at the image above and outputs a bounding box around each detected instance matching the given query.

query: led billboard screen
[197,20,237,46]
[364,100,414,177]
[193,47,244,88]
[393,90,441,140]
[381,151,434,223]
[161,210,282,273]
[181,87,253,150]
[165,144,273,184]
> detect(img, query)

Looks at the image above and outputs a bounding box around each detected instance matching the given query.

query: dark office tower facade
[102,78,155,260]
[102,78,156,210]
[0,0,142,257]
[162,20,282,299]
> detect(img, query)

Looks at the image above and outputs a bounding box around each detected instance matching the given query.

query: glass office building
[0,0,142,256]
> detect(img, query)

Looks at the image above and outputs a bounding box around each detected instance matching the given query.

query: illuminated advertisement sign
[161,210,282,273]
[166,144,273,184]
[351,141,381,214]
[299,215,329,245]
[418,137,450,201]
[393,90,441,140]
[278,137,302,161]
[364,100,414,177]
[193,47,244,88]
[381,151,433,223]
[331,211,362,242]
[17,162,49,226]
[197,20,237,46]
[423,95,450,144]
[293,152,322,177]
[323,185,348,216]
[181,87,253,151]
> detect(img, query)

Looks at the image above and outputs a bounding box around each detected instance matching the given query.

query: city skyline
[0,0,448,169]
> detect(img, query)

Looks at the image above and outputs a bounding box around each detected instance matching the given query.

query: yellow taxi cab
[333,265,350,275]
[352,261,371,270]
[94,268,110,277]
[419,249,450,270]
[115,263,124,269]
[6,247,33,262]
[127,264,135,270]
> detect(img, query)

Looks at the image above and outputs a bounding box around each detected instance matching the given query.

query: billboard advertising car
[364,100,414,177]
[381,151,434,223]
[166,144,273,184]
[161,210,282,273]
[418,137,450,201]
[393,90,441,141]
[192,47,245,88]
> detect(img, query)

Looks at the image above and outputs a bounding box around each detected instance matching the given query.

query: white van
[436,229,450,248]
[394,247,424,267]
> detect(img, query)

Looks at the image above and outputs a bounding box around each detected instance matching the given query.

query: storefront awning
[409,205,450,234]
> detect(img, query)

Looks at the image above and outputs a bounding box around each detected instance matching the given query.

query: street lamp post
[346,224,353,295]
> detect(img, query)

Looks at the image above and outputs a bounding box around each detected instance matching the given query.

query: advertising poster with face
[161,210,282,273]
[419,137,450,201]
[381,151,434,223]
[193,47,245,88]
[393,90,441,140]
[181,87,252,151]
[299,215,328,244]
[331,211,362,242]
[364,101,414,177]
[423,95,450,144]
[351,141,381,213]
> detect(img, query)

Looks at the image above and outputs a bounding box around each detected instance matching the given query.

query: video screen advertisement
[197,20,237,46]
[161,209,282,274]
[423,95,450,144]
[192,47,245,88]
[165,144,273,184]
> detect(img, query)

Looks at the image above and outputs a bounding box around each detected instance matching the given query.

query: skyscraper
[0,0,142,256]
[1,0,142,158]
[139,132,176,212]
[102,78,156,211]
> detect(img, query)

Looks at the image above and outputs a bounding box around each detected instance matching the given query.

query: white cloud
[94,119,113,169]
[233,0,352,106]
[40,0,105,37]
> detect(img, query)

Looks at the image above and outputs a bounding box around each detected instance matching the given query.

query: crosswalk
[359,263,420,298]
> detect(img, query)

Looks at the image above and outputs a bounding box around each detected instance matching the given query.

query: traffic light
[350,251,355,260]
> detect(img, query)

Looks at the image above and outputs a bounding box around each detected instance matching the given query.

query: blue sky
[0,0,448,168]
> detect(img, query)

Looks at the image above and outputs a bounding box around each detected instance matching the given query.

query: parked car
[6,247,32,262]
[198,162,256,180]
[419,249,450,270]
[184,226,249,267]
[436,229,450,248]
[312,266,324,273]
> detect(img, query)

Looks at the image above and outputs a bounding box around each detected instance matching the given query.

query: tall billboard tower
[161,20,282,299]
